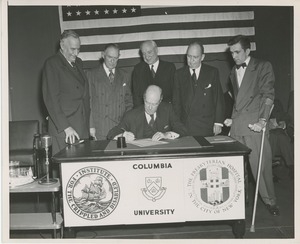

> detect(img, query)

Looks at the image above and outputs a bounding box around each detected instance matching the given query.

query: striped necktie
[149,114,155,127]
[109,70,114,83]
[151,65,156,78]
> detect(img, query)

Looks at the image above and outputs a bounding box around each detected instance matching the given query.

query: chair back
[9,120,40,150]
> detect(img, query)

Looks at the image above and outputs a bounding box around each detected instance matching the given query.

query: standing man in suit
[42,30,90,155]
[86,43,133,140]
[173,42,225,136]
[224,35,279,215]
[132,40,176,107]
[107,85,187,141]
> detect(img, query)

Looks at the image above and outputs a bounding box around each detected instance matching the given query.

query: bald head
[143,85,163,115]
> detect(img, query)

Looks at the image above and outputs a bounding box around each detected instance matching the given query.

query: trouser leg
[244,134,276,205]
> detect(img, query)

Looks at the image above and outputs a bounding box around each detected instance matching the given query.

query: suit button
[76,86,79,89]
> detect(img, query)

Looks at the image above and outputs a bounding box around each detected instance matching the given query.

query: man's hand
[224,118,232,127]
[278,121,286,129]
[213,124,222,135]
[152,132,166,141]
[90,128,97,140]
[64,126,80,144]
[248,119,266,132]
[164,131,179,140]
[123,131,135,141]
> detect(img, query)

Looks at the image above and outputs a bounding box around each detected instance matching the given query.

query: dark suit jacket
[107,102,187,139]
[173,64,224,136]
[132,59,176,107]
[42,52,90,154]
[229,57,275,136]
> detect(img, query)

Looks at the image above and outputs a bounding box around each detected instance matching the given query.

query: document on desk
[127,138,169,147]
[205,135,236,144]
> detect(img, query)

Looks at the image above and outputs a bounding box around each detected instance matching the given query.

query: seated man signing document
[107,85,187,141]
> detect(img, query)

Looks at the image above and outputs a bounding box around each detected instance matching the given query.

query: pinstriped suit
[86,64,133,140]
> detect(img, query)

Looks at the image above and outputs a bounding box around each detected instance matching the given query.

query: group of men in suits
[42,31,279,216]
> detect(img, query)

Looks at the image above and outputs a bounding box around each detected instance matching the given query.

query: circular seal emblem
[187,158,243,214]
[66,166,120,220]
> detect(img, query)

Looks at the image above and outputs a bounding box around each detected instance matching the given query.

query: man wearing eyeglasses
[107,85,187,141]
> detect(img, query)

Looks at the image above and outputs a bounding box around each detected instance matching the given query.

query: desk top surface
[52,136,250,163]
[9,178,61,193]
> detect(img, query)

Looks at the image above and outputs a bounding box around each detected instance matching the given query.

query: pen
[120,128,126,137]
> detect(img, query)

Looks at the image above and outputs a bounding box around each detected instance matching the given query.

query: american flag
[59,5,256,69]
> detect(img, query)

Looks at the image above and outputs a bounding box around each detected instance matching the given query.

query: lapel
[59,52,85,87]
[197,64,211,90]
[236,57,256,105]
[182,66,194,114]
[99,64,112,86]
[155,59,163,79]
[155,104,164,130]
[230,70,239,102]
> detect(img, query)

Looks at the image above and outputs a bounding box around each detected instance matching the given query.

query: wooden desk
[53,136,250,238]
[10,179,63,238]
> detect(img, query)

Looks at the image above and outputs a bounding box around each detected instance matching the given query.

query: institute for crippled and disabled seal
[66,166,120,220]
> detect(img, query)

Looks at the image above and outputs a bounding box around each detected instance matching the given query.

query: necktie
[109,70,114,83]
[71,62,77,71]
[149,114,155,127]
[236,63,247,69]
[151,65,156,78]
[192,69,197,92]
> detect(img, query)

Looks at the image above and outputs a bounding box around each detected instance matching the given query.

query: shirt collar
[244,56,251,66]
[103,63,115,76]
[60,50,74,67]
[145,112,156,122]
[189,64,201,77]
[149,59,159,72]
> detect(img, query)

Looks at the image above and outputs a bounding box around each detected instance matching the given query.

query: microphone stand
[39,135,57,185]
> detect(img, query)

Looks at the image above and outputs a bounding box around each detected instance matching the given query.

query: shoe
[266,204,280,216]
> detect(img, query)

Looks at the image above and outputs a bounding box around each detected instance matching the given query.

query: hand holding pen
[119,128,135,141]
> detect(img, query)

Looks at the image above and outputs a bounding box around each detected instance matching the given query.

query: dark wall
[253,6,293,110]
[8,6,293,124]
[8,6,60,128]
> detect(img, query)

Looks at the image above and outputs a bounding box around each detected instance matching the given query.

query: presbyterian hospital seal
[187,159,243,214]
[66,166,120,220]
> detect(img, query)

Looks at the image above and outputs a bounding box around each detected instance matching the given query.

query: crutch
[250,105,274,232]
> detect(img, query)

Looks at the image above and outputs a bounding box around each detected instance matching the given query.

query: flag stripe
[81,35,255,53]
[76,20,254,43]
[79,27,255,46]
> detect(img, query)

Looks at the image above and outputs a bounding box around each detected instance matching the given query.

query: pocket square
[122,83,127,87]
[205,84,212,89]
[164,125,169,129]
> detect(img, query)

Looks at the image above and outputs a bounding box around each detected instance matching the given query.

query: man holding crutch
[224,35,279,216]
